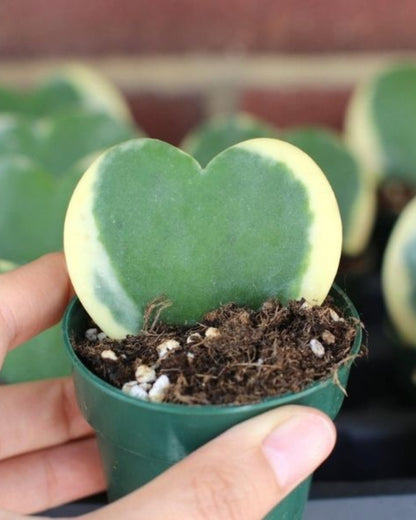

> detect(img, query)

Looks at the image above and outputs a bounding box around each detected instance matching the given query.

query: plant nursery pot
[63,284,362,520]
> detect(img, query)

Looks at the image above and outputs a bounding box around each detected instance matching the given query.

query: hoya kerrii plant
[62,137,362,518]
[382,196,416,346]
[382,196,416,396]
[344,62,416,198]
[182,116,375,258]
[282,126,377,258]
[0,63,132,123]
[64,137,342,338]
[180,112,278,167]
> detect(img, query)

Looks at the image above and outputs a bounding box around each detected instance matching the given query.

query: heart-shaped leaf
[0,64,132,122]
[283,127,376,256]
[181,113,278,167]
[345,63,416,186]
[65,138,342,338]
[382,196,416,346]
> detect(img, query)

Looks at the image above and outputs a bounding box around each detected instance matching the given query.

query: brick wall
[1,0,416,144]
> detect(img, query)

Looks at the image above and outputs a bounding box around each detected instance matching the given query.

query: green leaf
[0,110,137,263]
[0,110,137,176]
[65,138,342,338]
[0,156,84,263]
[382,196,416,346]
[283,127,376,256]
[0,63,132,122]
[345,62,416,186]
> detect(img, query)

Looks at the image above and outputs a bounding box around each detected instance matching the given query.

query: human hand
[0,253,336,520]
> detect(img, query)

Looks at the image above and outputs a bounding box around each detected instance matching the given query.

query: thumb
[89,405,336,520]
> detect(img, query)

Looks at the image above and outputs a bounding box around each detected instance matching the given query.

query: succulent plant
[283,126,377,257]
[181,112,278,167]
[0,63,132,123]
[345,62,416,187]
[382,196,416,346]
[64,137,342,339]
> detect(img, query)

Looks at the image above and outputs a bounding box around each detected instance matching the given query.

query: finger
[0,437,105,514]
[0,512,28,520]
[0,377,93,461]
[89,405,336,520]
[0,253,73,362]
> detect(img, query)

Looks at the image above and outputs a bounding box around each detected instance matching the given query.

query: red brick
[240,87,352,131]
[127,92,205,146]
[1,0,416,56]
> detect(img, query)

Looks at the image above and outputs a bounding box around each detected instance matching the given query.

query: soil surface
[74,297,361,406]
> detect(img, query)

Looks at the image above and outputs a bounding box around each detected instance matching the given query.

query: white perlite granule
[135,364,156,384]
[309,338,325,358]
[148,375,171,402]
[205,327,221,339]
[186,333,202,344]
[97,332,107,341]
[85,328,98,341]
[121,381,149,400]
[101,349,118,361]
[157,339,181,359]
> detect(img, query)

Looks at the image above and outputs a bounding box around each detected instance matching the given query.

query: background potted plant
[344,63,416,260]
[382,195,416,400]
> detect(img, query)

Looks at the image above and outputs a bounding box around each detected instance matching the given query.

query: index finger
[0,253,74,363]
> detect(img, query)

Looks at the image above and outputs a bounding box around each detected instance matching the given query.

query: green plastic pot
[63,284,362,520]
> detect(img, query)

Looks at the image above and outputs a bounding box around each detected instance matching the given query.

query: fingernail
[261,412,336,489]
